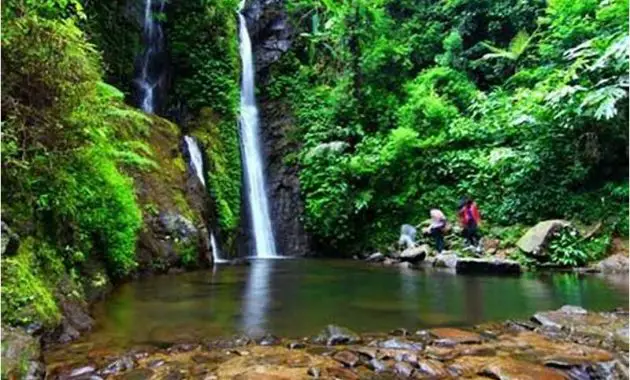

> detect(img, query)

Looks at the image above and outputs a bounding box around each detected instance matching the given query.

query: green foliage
[1,238,62,327]
[272,0,628,255]
[166,1,242,251]
[79,0,142,97]
[2,11,148,280]
[548,227,589,266]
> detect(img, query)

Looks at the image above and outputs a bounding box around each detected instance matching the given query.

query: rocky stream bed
[24,306,627,380]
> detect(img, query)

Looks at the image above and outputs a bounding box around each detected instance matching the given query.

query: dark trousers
[431,227,445,253]
[464,221,480,246]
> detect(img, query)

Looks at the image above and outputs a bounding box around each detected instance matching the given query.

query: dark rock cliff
[242,0,311,256]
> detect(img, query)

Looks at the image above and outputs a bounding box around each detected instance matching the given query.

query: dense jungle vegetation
[0,0,628,330]
[268,0,629,254]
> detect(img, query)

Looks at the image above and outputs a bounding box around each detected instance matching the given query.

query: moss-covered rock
[191,108,242,256]
[128,115,213,273]
[0,238,61,328]
[1,326,44,380]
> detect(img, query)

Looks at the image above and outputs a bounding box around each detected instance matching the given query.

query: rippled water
[81,259,627,351]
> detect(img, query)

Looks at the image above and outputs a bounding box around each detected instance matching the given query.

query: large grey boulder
[433,253,459,269]
[592,253,629,273]
[400,244,429,263]
[516,220,571,256]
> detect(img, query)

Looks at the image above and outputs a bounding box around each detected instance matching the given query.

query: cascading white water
[137,0,165,113]
[184,136,206,187]
[237,10,278,258]
[183,135,226,264]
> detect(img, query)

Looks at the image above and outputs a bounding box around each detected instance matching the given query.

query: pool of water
[81,259,628,350]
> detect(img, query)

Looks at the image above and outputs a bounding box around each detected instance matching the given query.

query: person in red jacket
[458,197,481,248]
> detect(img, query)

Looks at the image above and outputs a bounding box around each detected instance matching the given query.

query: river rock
[455,257,521,275]
[516,220,571,256]
[257,333,281,346]
[378,338,422,351]
[399,244,429,263]
[393,361,414,377]
[433,253,459,269]
[365,252,385,262]
[333,350,359,367]
[287,341,306,350]
[1,326,43,380]
[532,306,629,347]
[312,325,361,346]
[429,328,482,344]
[481,358,567,380]
[100,355,135,375]
[368,358,388,372]
[307,366,321,377]
[592,253,629,273]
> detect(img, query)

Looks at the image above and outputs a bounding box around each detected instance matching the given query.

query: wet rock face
[242,0,292,72]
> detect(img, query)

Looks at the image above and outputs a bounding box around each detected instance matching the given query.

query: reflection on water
[77,260,627,352]
[242,259,273,336]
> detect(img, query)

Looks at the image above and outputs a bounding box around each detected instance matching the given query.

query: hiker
[458,197,481,248]
[423,208,447,253]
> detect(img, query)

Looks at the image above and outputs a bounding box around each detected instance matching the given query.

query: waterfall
[183,135,226,264]
[184,136,206,187]
[237,9,278,258]
[136,0,165,113]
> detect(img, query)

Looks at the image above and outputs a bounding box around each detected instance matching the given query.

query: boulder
[399,244,429,263]
[365,252,384,262]
[592,253,629,273]
[1,220,20,256]
[312,325,361,346]
[455,257,521,275]
[433,253,459,269]
[1,326,43,380]
[482,238,500,255]
[158,212,198,241]
[516,220,571,256]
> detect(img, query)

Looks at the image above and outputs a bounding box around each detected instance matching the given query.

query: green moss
[173,239,198,268]
[192,109,242,246]
[1,238,61,327]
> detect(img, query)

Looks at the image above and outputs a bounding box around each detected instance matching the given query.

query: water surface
[84,259,627,351]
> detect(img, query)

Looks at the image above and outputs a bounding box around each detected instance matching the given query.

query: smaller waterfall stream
[136,0,166,113]
[183,136,226,264]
